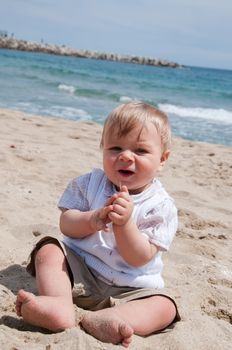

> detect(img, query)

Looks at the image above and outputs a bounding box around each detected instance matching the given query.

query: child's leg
[16,243,75,331]
[16,243,133,347]
[117,295,177,335]
[81,295,176,342]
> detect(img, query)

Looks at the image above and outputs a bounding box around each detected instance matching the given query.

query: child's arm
[109,186,159,267]
[60,195,116,238]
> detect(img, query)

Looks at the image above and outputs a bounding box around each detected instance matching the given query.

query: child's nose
[118,150,133,161]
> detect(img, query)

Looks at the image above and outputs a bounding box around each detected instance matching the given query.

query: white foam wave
[44,106,91,120]
[158,103,232,124]
[119,96,132,103]
[58,84,76,94]
[17,102,32,107]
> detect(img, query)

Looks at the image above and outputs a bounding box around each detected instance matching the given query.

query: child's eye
[136,148,148,154]
[109,147,122,152]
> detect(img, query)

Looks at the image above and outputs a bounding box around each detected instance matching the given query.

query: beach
[1,49,232,148]
[0,108,231,349]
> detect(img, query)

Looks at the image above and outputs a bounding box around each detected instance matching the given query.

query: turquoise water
[0,49,232,146]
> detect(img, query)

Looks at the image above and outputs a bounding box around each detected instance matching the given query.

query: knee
[156,296,177,327]
[35,243,65,267]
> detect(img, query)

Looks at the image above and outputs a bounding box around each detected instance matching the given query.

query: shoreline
[3,106,232,148]
[0,37,183,68]
[0,108,231,349]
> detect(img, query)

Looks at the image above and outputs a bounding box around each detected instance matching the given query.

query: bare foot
[16,289,75,331]
[81,309,134,348]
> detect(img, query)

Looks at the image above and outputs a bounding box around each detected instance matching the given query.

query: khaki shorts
[27,236,180,324]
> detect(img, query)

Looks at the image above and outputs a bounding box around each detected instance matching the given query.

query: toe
[120,323,134,338]
[16,289,27,316]
[15,301,22,316]
[119,323,133,348]
[121,337,133,348]
[17,289,28,302]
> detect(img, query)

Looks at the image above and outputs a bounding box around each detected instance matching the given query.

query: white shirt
[58,168,178,289]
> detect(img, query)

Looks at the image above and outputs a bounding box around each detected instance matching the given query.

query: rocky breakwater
[0,37,183,68]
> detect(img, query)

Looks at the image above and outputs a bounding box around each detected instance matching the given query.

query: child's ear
[159,150,170,170]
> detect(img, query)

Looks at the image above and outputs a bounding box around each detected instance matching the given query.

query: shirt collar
[103,177,161,203]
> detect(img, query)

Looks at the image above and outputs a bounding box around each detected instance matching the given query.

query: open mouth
[118,169,134,176]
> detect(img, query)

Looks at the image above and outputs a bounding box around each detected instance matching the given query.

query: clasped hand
[90,186,133,231]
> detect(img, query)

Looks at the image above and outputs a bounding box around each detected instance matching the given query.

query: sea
[0,48,232,146]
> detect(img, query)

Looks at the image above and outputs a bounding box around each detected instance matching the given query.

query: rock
[0,37,183,68]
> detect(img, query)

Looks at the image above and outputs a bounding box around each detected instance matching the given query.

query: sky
[1,0,232,70]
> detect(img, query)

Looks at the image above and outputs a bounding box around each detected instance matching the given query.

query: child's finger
[120,185,128,193]
[117,191,131,202]
[108,211,122,222]
[103,225,110,232]
[113,197,128,208]
[101,205,113,218]
[112,204,127,216]
[105,193,118,206]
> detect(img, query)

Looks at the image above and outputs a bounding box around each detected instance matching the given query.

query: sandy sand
[0,108,231,349]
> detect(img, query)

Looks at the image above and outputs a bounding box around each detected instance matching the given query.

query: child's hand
[108,185,133,226]
[89,195,117,232]
[90,206,111,232]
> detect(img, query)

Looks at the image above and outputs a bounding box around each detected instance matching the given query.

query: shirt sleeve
[57,173,91,211]
[138,198,178,251]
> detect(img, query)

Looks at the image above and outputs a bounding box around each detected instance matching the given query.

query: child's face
[103,122,170,194]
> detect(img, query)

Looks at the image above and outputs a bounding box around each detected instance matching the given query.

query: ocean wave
[48,105,92,120]
[158,104,232,124]
[11,102,92,121]
[57,83,125,103]
[58,84,76,94]
[119,96,133,103]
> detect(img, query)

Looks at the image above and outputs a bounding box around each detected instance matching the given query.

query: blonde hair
[100,101,171,152]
